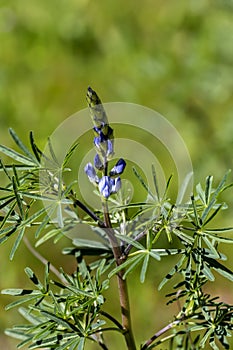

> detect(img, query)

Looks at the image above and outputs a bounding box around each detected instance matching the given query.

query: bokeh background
[0,0,233,349]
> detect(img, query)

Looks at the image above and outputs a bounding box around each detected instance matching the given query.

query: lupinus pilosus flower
[109,158,126,176]
[84,163,99,184]
[94,153,103,171]
[85,87,126,199]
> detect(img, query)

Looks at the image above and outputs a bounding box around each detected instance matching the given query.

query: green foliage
[1,89,233,349]
[2,262,112,350]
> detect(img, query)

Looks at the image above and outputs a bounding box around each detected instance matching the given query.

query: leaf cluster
[1,130,233,349]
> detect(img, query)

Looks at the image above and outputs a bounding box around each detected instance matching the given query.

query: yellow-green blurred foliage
[0,0,233,349]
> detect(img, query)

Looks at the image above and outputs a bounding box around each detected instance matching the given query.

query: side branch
[141,320,180,349]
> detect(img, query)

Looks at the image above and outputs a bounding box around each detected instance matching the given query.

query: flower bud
[86,87,108,127]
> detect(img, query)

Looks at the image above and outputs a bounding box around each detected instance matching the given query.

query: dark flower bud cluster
[85,87,126,198]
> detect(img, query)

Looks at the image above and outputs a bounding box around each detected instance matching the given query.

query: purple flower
[98,176,121,198]
[94,124,113,139]
[84,163,99,184]
[94,153,103,170]
[106,139,114,157]
[93,125,103,136]
[94,132,105,149]
[110,158,126,176]
[112,177,121,193]
[98,176,114,198]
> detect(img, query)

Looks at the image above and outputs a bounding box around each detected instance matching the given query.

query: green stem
[102,200,136,350]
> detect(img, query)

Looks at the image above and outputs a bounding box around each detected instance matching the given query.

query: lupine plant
[0,88,233,350]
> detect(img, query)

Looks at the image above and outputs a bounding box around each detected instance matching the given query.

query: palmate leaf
[110,234,186,282]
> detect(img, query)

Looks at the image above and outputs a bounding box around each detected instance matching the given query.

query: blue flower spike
[86,87,126,199]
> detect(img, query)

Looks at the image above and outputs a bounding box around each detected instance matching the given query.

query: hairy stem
[102,200,136,350]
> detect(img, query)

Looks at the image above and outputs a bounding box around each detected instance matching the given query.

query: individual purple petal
[94,137,100,149]
[109,158,126,176]
[112,177,121,193]
[94,132,105,149]
[106,139,114,157]
[94,136,101,149]
[98,176,113,198]
[94,153,103,170]
[84,163,99,184]
[93,125,102,136]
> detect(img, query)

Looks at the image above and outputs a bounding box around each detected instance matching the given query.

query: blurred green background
[0,0,233,349]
